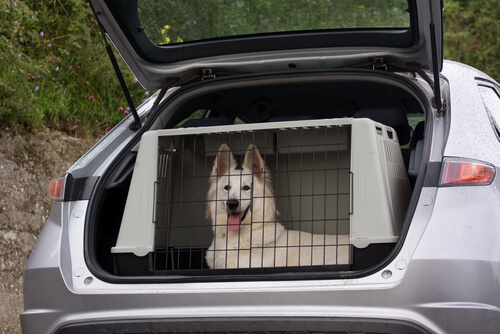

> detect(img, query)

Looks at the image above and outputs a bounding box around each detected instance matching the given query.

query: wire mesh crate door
[152,124,352,273]
[205,126,352,270]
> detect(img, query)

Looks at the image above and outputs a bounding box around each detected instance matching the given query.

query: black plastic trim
[64,175,100,201]
[55,316,432,334]
[422,162,442,187]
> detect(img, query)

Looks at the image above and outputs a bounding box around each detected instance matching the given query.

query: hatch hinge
[202,68,216,80]
[372,57,388,71]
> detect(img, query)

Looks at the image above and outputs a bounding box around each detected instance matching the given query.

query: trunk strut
[89,1,142,130]
[429,0,444,113]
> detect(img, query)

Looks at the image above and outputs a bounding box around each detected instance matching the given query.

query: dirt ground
[0,129,95,334]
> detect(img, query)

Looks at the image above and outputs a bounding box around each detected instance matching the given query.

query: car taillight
[47,176,66,201]
[439,157,496,186]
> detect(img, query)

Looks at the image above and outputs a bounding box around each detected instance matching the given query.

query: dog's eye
[242,185,251,191]
[224,185,230,191]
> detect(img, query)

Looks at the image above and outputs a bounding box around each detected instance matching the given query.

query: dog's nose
[227,199,239,210]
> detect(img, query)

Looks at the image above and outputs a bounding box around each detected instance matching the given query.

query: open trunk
[88,71,428,281]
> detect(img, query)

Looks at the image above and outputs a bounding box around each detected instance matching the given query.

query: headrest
[410,121,425,148]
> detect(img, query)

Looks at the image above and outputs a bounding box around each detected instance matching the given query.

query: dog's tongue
[228,213,240,231]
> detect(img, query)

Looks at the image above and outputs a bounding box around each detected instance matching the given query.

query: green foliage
[443,0,500,80]
[0,0,146,134]
[0,0,498,135]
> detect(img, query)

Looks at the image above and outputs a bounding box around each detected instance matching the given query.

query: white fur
[205,143,350,269]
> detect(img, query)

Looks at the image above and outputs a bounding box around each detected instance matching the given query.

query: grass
[0,0,498,136]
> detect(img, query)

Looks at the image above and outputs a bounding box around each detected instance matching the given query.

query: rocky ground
[0,130,95,334]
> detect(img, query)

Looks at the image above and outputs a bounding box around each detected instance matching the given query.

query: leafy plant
[443,0,500,80]
[0,0,146,134]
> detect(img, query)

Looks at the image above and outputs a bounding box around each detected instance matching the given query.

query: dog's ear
[243,143,265,179]
[213,143,235,177]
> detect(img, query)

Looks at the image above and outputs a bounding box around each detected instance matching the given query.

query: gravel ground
[0,130,95,334]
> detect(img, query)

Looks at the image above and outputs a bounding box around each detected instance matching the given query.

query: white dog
[205,143,350,269]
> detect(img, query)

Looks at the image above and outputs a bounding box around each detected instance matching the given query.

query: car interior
[88,72,428,279]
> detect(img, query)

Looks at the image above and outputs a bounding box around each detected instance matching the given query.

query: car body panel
[22,174,500,334]
[441,62,500,166]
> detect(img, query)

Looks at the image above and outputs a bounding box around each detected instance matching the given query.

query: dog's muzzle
[226,199,250,231]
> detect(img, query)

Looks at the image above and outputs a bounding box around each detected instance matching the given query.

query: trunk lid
[89,0,443,90]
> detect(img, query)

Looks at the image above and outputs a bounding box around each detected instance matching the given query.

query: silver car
[21,1,500,333]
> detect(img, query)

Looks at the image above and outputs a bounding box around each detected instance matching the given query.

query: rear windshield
[138,0,411,45]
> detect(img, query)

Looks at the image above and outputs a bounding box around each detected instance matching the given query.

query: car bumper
[22,186,500,334]
[21,258,500,334]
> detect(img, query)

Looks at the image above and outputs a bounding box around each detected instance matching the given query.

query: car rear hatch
[88,0,443,90]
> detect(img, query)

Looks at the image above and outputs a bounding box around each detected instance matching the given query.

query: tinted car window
[138,0,411,45]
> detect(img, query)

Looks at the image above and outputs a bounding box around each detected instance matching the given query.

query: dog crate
[111,118,411,275]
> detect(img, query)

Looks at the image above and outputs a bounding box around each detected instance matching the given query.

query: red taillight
[440,158,496,186]
[47,176,66,201]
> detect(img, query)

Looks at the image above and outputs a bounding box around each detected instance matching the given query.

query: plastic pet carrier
[111,118,411,276]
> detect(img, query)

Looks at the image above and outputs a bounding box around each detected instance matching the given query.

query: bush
[443,0,500,80]
[0,0,146,134]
